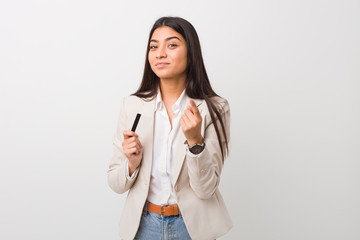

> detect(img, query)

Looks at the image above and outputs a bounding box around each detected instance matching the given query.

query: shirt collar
[154,88,188,114]
[172,89,187,114]
[154,88,163,112]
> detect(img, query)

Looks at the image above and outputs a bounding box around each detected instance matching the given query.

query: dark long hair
[132,16,229,161]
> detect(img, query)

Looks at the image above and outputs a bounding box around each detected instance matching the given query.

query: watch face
[190,144,204,154]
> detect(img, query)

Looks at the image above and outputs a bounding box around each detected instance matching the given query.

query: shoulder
[197,96,230,114]
[119,94,156,119]
[121,94,154,107]
[122,94,146,104]
[198,96,230,125]
[211,96,229,106]
[208,96,230,114]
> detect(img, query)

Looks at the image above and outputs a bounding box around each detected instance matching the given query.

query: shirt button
[175,184,181,192]
[200,169,207,174]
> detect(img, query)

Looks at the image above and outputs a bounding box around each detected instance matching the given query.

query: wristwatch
[188,141,206,155]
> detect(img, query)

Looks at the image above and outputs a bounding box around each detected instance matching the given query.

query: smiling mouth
[155,62,170,68]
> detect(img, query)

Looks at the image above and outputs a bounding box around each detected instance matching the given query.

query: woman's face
[148,26,188,81]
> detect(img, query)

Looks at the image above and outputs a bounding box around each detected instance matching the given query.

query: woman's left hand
[180,99,203,146]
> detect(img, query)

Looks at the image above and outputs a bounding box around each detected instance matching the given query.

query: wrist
[188,140,206,155]
[128,162,137,174]
[187,136,203,148]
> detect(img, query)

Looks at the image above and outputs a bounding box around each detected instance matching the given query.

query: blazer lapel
[172,98,204,185]
[137,97,156,182]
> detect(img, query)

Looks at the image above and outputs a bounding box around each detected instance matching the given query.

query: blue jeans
[134,202,192,240]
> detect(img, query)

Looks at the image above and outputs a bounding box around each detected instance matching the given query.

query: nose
[156,45,167,59]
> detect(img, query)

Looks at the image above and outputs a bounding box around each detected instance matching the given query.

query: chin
[152,67,186,80]
[154,71,173,79]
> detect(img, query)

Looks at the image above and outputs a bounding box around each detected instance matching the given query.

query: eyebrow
[150,36,181,43]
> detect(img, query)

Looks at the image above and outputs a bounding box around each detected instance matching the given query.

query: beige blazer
[107,94,233,240]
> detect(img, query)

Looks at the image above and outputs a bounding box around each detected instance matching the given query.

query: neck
[159,75,186,102]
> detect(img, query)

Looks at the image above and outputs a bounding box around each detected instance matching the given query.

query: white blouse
[125,89,200,205]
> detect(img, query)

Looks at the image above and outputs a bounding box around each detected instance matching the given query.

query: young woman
[107,16,233,240]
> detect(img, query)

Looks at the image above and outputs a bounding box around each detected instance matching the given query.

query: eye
[149,45,157,49]
[169,43,177,48]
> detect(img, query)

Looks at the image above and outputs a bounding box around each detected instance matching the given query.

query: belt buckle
[161,205,168,217]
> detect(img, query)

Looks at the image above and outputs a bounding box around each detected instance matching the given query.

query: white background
[1,0,359,239]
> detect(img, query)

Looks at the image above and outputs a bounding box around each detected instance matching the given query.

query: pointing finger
[189,99,200,116]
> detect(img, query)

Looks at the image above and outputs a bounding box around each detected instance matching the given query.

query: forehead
[150,26,184,41]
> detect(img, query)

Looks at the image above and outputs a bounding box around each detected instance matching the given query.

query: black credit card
[131,113,141,132]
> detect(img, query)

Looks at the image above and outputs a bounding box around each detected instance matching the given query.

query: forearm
[186,98,230,200]
[186,140,222,200]
[107,135,139,194]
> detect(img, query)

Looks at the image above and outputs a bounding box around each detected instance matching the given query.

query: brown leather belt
[146,202,179,216]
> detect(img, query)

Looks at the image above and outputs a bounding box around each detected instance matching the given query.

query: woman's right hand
[122,130,143,175]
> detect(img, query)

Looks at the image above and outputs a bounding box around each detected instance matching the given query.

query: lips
[155,62,170,68]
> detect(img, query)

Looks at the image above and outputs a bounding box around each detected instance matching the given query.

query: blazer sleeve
[107,97,140,194]
[186,98,230,200]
